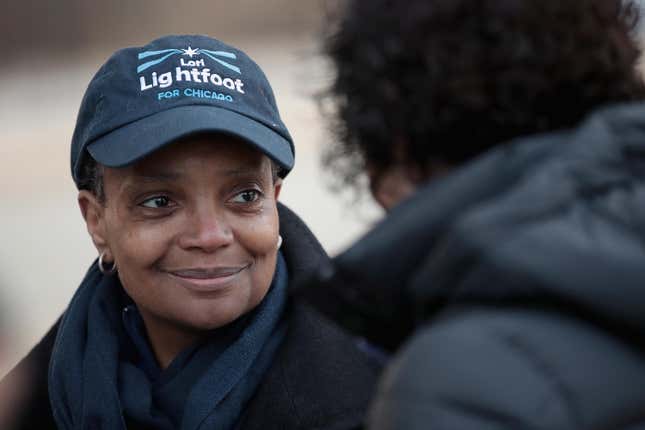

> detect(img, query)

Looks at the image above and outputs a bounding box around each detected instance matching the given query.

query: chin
[182,298,257,331]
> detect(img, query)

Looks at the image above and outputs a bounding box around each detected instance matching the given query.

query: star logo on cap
[182,46,199,58]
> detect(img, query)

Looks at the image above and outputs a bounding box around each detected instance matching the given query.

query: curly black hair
[324,0,645,191]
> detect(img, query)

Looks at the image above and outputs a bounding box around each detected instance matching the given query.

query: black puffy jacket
[299,102,645,429]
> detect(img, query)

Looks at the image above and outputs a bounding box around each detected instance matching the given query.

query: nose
[178,206,233,252]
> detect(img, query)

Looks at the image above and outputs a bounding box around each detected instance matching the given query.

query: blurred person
[0,34,378,430]
[298,0,645,428]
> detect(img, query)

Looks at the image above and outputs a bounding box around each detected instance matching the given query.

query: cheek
[110,221,179,319]
[105,213,175,286]
[233,207,280,257]
[231,207,280,297]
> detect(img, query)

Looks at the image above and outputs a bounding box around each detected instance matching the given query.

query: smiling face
[78,134,281,364]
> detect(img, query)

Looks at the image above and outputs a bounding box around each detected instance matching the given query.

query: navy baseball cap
[71,34,295,186]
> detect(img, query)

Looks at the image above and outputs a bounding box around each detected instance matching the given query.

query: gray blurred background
[0,0,382,376]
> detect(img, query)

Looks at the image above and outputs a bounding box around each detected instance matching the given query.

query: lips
[169,266,247,279]
[164,264,251,292]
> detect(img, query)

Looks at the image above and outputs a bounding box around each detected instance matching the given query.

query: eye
[140,195,171,208]
[231,189,261,204]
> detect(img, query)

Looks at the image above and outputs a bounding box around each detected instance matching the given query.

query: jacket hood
[302,102,645,350]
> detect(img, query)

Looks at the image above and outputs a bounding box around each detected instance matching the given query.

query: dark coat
[3,204,379,430]
[298,103,645,429]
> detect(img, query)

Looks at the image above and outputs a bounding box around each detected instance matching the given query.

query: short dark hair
[324,0,645,190]
[77,155,106,203]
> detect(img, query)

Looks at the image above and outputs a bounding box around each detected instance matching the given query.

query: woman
[3,34,378,429]
[299,0,645,428]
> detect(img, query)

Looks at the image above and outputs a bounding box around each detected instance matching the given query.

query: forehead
[120,134,271,179]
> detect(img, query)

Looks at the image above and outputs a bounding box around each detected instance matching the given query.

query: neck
[137,308,203,369]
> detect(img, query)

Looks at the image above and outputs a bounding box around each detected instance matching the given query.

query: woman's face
[80,135,281,336]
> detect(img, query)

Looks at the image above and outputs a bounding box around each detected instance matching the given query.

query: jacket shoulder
[1,319,60,429]
[369,308,645,430]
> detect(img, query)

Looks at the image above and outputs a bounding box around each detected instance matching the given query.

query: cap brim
[87,105,294,173]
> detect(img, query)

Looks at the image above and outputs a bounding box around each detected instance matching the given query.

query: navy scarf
[49,252,289,430]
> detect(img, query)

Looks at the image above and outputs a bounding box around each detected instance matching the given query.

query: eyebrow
[130,165,265,182]
[131,172,183,182]
[220,166,265,177]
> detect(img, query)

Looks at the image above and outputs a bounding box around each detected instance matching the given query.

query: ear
[273,178,283,201]
[78,190,110,257]
[370,165,419,211]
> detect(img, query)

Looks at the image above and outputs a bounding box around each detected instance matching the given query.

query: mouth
[164,265,250,292]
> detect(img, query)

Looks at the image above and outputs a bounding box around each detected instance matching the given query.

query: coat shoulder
[369,308,645,430]
[1,319,60,429]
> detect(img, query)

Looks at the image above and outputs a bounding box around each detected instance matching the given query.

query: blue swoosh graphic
[200,50,237,60]
[200,51,241,74]
[137,51,181,73]
[138,48,182,60]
